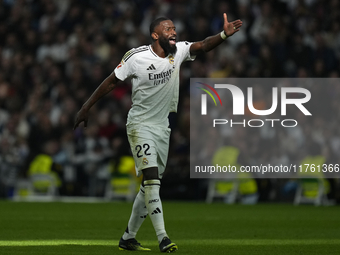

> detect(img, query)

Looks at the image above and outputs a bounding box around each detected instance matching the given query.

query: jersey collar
[149,45,173,59]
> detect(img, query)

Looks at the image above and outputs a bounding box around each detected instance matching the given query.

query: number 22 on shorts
[135,143,151,158]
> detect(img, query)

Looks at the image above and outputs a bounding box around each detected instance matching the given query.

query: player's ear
[152,32,158,41]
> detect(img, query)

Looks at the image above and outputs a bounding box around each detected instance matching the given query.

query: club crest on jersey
[142,158,149,165]
[169,55,174,64]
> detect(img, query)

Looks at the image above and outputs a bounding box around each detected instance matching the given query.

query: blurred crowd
[0,0,340,200]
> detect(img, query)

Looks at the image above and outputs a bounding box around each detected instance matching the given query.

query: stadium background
[0,0,340,203]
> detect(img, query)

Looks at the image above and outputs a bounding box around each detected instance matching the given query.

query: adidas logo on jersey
[151,207,161,215]
[147,64,156,70]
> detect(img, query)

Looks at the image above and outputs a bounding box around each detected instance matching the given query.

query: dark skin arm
[190,13,243,55]
[73,72,119,129]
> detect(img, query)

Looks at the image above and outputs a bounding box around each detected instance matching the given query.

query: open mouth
[169,37,176,45]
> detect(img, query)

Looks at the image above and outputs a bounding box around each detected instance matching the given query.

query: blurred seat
[294,178,329,206]
[294,155,330,206]
[206,178,239,204]
[105,155,138,201]
[205,146,258,204]
[30,173,59,196]
[28,154,60,197]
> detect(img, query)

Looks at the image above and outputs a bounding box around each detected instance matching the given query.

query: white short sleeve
[114,49,136,81]
[176,41,196,63]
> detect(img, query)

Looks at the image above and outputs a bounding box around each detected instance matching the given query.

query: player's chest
[137,56,177,86]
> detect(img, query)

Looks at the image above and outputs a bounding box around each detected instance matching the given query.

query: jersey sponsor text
[148,69,173,85]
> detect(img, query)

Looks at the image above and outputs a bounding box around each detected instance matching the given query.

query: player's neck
[151,43,167,58]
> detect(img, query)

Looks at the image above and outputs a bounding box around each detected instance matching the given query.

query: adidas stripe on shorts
[127,124,171,179]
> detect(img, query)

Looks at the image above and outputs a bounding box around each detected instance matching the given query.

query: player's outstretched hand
[223,13,243,37]
[73,107,89,130]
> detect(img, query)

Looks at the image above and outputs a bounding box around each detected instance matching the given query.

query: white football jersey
[114,42,195,126]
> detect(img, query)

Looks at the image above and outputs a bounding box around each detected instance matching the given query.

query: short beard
[159,37,177,55]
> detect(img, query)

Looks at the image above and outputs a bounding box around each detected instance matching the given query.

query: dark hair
[149,17,170,37]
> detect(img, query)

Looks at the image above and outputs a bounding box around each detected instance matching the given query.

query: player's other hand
[73,107,89,130]
[223,13,243,37]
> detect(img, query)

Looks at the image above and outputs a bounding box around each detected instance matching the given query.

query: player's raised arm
[73,72,119,129]
[189,13,242,56]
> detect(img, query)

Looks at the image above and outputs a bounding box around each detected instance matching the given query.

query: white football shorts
[126,124,171,179]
